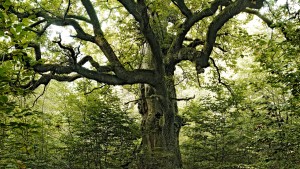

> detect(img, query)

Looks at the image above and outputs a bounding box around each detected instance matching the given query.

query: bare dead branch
[210,57,234,96]
[172,95,195,101]
[32,84,47,107]
[84,84,106,95]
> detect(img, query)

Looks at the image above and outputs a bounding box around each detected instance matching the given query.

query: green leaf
[15,25,22,33]
[0,95,8,103]
[0,30,4,36]
[3,0,12,9]
[9,27,16,35]
[22,18,30,25]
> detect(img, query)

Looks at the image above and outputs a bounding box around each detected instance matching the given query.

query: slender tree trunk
[137,73,182,169]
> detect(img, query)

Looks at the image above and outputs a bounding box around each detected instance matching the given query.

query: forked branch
[210,57,234,96]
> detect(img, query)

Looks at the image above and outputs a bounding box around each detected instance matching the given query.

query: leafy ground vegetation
[1,0,300,168]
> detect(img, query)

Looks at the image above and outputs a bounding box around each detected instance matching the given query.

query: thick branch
[28,43,42,61]
[94,35,124,70]
[48,13,126,77]
[78,55,113,72]
[28,73,82,90]
[65,15,92,23]
[31,62,157,88]
[52,74,82,82]
[75,0,163,84]
[171,0,192,18]
[186,38,227,52]
[118,0,164,73]
[244,8,292,41]
[50,18,94,41]
[117,0,142,22]
[170,0,231,53]
[243,8,273,28]
[197,0,264,72]
[169,39,226,68]
[80,0,103,35]
[53,35,76,62]
[74,65,157,86]
[27,75,51,90]
[139,0,164,71]
[171,47,200,65]
[79,0,127,75]
[1,1,161,89]
[33,64,74,74]
[2,1,94,39]
[29,19,47,28]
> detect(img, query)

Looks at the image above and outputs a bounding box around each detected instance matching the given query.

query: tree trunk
[136,74,182,169]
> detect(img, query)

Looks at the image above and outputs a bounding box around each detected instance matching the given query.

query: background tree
[58,82,140,169]
[0,0,296,168]
[180,2,300,166]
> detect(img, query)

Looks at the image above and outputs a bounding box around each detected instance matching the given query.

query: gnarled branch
[118,0,164,73]
[78,55,112,72]
[170,0,231,53]
[197,0,264,72]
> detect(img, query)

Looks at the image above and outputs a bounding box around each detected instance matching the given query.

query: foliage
[180,23,300,168]
[57,83,140,169]
[1,0,300,168]
[181,71,300,168]
[0,80,140,169]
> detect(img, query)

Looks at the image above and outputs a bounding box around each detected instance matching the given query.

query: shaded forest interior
[1,0,300,168]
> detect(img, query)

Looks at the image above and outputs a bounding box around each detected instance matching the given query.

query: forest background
[0,0,300,168]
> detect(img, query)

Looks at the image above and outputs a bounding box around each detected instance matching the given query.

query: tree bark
[136,72,182,169]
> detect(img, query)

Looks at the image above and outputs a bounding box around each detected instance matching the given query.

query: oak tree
[0,0,289,168]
